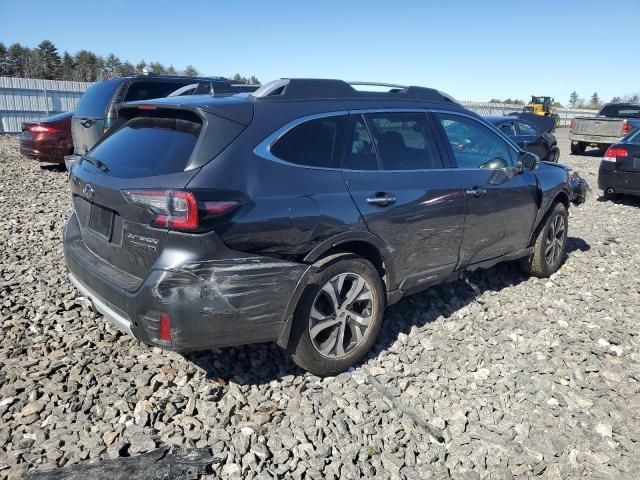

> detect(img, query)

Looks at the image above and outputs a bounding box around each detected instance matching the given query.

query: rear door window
[365,112,443,170]
[124,81,196,102]
[86,113,201,178]
[75,80,122,118]
[270,116,347,168]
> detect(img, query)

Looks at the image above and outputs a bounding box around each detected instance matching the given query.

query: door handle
[366,193,396,206]
[465,187,487,198]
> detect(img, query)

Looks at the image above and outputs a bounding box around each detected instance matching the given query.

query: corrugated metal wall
[0,75,599,133]
[0,76,90,133]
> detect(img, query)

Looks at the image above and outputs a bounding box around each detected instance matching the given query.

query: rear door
[72,79,125,155]
[515,121,547,158]
[434,112,538,265]
[341,111,465,290]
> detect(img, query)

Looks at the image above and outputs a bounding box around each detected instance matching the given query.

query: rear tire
[520,202,568,278]
[548,146,560,162]
[570,142,586,155]
[289,254,385,376]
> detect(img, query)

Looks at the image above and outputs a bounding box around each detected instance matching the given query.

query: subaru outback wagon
[64,79,581,375]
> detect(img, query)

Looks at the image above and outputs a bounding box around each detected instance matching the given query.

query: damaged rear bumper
[64,213,310,351]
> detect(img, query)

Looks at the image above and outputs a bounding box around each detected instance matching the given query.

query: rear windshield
[86,113,201,178]
[124,80,194,101]
[75,80,122,118]
[599,105,640,118]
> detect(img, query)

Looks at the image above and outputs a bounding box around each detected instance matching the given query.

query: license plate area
[88,203,114,240]
[634,158,640,170]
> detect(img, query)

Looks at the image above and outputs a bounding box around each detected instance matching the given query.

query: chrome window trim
[254,108,521,173]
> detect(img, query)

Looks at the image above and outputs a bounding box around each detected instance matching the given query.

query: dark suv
[64,79,584,375]
[67,75,257,167]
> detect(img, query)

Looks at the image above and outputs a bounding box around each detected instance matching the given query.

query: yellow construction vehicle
[524,96,560,127]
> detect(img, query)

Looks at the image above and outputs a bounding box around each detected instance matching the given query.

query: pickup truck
[570,103,640,155]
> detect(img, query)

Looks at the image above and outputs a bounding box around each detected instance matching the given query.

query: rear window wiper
[82,155,109,172]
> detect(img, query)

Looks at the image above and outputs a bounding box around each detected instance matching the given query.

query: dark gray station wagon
[64,79,583,375]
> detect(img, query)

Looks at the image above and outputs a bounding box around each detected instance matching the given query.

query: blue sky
[2,0,638,104]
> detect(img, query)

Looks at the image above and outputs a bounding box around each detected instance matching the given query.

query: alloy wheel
[545,214,565,266]
[308,273,373,358]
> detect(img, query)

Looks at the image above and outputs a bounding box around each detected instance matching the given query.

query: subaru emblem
[82,183,95,198]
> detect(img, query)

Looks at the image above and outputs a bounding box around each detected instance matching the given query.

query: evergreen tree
[569,91,580,108]
[60,51,75,80]
[75,50,100,81]
[590,92,600,108]
[166,65,176,75]
[115,61,136,77]
[184,65,199,77]
[148,61,166,75]
[249,75,260,85]
[610,96,622,103]
[34,40,61,79]
[103,53,121,77]
[8,43,30,76]
[136,60,147,74]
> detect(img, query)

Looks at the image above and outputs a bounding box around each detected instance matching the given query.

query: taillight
[159,313,172,341]
[569,119,574,132]
[122,190,239,231]
[622,119,631,136]
[123,190,199,230]
[29,124,57,134]
[603,146,628,162]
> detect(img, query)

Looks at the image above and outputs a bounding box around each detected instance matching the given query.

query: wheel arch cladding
[277,240,392,351]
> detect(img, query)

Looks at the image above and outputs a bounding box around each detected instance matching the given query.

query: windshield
[599,105,640,118]
[74,79,122,118]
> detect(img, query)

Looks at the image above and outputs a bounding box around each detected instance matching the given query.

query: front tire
[521,202,568,278]
[548,146,560,162]
[289,255,385,376]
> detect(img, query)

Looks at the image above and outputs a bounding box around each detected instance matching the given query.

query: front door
[342,111,466,291]
[515,120,547,159]
[434,112,539,265]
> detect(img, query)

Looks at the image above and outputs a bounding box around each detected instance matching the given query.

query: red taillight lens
[29,124,57,134]
[204,201,239,215]
[622,120,630,136]
[159,313,172,341]
[122,189,199,231]
[603,146,629,162]
[137,105,157,110]
[569,119,574,132]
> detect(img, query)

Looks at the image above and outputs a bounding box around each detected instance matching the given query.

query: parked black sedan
[485,116,560,162]
[598,127,640,197]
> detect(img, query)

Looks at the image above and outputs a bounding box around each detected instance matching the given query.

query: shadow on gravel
[597,194,640,207]
[39,163,66,173]
[572,148,604,158]
[183,238,590,384]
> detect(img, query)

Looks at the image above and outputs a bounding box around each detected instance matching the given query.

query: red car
[20,112,74,164]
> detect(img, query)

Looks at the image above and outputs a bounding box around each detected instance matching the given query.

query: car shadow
[571,148,604,158]
[597,194,640,207]
[40,163,66,172]
[184,239,590,386]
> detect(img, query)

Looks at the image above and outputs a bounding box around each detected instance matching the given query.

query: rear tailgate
[68,105,248,282]
[573,117,624,137]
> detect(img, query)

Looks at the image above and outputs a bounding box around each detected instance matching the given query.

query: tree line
[0,39,260,84]
[568,91,639,109]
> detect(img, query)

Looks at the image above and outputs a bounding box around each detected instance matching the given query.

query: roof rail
[251,78,457,104]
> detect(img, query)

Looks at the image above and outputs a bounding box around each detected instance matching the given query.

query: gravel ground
[1,132,639,480]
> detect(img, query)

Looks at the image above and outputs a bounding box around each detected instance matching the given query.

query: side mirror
[518,151,539,171]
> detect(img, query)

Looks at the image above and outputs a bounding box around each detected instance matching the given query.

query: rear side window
[271,116,347,168]
[75,80,121,118]
[365,112,443,170]
[124,81,194,102]
[344,116,378,170]
[517,122,539,136]
[599,105,640,118]
[498,122,516,137]
[437,113,514,169]
[87,112,201,178]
